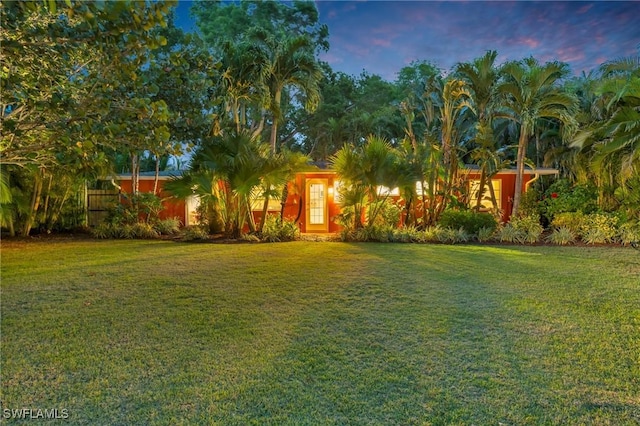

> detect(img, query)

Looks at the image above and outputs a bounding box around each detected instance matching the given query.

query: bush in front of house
[498,215,543,244]
[539,179,598,223]
[579,213,619,244]
[618,221,640,246]
[545,226,577,245]
[180,225,209,241]
[154,217,182,235]
[438,209,498,238]
[260,215,300,242]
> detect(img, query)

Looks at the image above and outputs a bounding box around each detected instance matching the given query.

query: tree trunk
[22,169,44,237]
[153,154,160,195]
[475,167,487,211]
[269,89,282,154]
[512,124,529,218]
[258,189,270,232]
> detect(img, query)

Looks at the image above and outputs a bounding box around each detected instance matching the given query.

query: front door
[306,179,328,232]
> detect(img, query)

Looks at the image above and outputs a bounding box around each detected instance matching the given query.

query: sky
[175,1,640,80]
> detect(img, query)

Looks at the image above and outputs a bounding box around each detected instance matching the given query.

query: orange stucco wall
[118,179,187,225]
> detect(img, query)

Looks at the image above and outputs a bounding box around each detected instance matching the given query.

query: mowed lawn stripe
[1,240,639,424]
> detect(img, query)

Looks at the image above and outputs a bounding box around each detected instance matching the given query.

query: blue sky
[175,1,640,80]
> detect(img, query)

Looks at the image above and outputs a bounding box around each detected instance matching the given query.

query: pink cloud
[556,46,586,63]
[577,3,594,14]
[517,37,540,49]
[319,52,343,65]
[371,38,391,47]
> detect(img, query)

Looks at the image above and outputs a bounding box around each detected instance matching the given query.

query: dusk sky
[175,1,640,80]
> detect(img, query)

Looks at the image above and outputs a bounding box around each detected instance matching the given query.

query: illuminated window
[309,183,325,224]
[333,180,344,204]
[416,181,428,196]
[469,179,501,209]
[376,185,400,196]
[251,188,283,211]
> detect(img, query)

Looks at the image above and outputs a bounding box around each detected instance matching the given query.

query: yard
[1,239,639,424]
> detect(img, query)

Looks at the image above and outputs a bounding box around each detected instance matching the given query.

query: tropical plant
[579,213,619,244]
[500,58,578,217]
[331,136,401,230]
[261,214,299,242]
[546,227,577,245]
[438,209,497,236]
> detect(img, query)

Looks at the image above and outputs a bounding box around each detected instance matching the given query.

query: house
[87,171,199,227]
[275,166,559,233]
[91,167,557,232]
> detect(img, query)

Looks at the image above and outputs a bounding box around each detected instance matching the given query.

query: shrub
[498,215,543,244]
[497,224,519,243]
[261,215,299,242]
[180,225,209,241]
[438,209,497,236]
[519,187,543,218]
[477,226,496,243]
[431,226,469,244]
[391,226,426,243]
[551,212,585,234]
[618,222,640,246]
[154,217,181,235]
[91,223,116,239]
[546,227,576,245]
[367,199,402,228]
[579,213,618,244]
[131,223,159,239]
[540,179,598,222]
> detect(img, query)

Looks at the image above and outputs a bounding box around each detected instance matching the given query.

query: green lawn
[1,239,639,425]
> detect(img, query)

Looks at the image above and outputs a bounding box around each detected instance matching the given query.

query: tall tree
[499,58,578,217]
[455,51,505,211]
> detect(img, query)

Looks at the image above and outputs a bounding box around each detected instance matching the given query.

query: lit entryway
[306,179,328,232]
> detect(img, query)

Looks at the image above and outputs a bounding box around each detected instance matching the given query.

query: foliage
[476,226,496,242]
[540,179,598,221]
[438,209,497,236]
[551,212,585,234]
[260,215,300,242]
[579,213,619,244]
[1,0,175,169]
[618,222,640,246]
[155,217,182,235]
[545,227,577,245]
[106,193,164,226]
[499,215,543,244]
[331,135,401,229]
[180,225,209,241]
[500,57,578,217]
[518,187,543,219]
[91,222,159,240]
[166,130,308,238]
[367,199,402,228]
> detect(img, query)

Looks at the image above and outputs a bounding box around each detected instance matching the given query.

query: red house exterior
[274,166,558,233]
[106,167,557,233]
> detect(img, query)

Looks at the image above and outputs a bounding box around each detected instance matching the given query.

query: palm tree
[166,130,273,238]
[248,30,323,154]
[455,51,503,211]
[331,135,401,229]
[570,54,640,211]
[499,58,578,217]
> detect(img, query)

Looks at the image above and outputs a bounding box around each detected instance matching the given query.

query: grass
[1,239,639,425]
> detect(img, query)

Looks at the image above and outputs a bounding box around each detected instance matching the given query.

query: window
[251,188,283,211]
[376,185,400,196]
[469,179,501,209]
[333,180,344,204]
[415,181,428,196]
